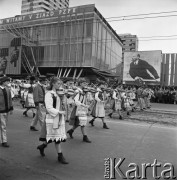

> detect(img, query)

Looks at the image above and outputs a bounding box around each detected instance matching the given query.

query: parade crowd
[0,74,175,164]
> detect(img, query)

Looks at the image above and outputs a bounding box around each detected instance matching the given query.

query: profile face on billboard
[123,51,162,82]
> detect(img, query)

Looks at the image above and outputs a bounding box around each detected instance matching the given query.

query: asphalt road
[0,105,177,180]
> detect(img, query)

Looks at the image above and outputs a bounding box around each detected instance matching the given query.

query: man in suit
[0,76,13,147]
[30,75,46,131]
[129,54,160,80]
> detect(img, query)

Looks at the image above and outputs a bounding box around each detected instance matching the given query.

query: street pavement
[148,103,177,113]
[0,104,177,180]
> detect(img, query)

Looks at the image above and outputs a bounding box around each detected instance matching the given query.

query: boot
[37,144,47,157]
[103,123,109,129]
[33,113,35,118]
[23,111,28,117]
[108,113,112,118]
[2,142,10,148]
[58,153,69,164]
[89,119,94,126]
[30,126,38,131]
[83,135,91,143]
[127,112,130,116]
[67,129,74,139]
[119,115,123,120]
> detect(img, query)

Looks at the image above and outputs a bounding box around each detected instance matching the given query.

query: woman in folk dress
[37,77,68,164]
[67,79,91,143]
[108,89,123,120]
[23,86,36,117]
[128,88,136,112]
[122,90,131,116]
[89,84,109,129]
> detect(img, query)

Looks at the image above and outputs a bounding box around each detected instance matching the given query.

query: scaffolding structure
[1,23,40,75]
[0,4,123,79]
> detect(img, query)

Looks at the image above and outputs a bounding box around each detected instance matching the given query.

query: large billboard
[0,5,95,26]
[0,38,21,75]
[123,51,162,83]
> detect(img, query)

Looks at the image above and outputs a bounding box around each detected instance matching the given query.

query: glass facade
[0,4,123,75]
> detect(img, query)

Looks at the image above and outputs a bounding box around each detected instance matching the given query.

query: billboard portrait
[123,51,162,82]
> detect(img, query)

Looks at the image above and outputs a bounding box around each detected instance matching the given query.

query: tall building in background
[117,34,139,81]
[119,34,139,52]
[21,0,69,15]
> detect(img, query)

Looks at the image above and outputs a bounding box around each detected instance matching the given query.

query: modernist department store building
[0,4,123,80]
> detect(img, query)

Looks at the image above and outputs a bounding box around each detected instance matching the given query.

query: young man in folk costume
[67,79,91,143]
[30,75,46,131]
[37,77,68,164]
[89,83,109,129]
[135,86,144,111]
[147,88,154,107]
[107,88,123,120]
[142,87,151,109]
[0,76,13,148]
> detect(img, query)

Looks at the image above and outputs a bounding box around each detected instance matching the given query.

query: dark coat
[129,59,159,80]
[33,83,45,106]
[0,87,13,113]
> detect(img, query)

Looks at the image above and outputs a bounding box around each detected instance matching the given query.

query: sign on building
[123,51,162,83]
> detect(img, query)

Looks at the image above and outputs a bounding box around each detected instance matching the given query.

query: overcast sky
[0,0,177,53]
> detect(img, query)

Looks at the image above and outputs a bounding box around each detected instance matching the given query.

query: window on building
[85,20,92,37]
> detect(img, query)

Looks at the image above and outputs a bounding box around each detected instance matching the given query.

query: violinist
[89,82,109,129]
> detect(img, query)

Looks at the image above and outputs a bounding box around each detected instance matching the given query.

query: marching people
[142,87,150,109]
[37,77,68,164]
[146,87,155,108]
[65,88,75,122]
[86,87,96,116]
[107,88,123,119]
[122,90,131,116]
[23,76,36,117]
[0,76,13,148]
[30,75,46,131]
[19,84,26,108]
[135,86,144,110]
[67,78,91,143]
[89,82,109,129]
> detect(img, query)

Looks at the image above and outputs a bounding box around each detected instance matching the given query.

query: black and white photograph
[123,51,161,82]
[0,0,177,180]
